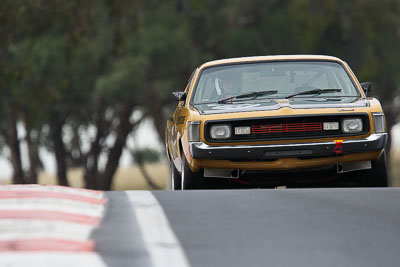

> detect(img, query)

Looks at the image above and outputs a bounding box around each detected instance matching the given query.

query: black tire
[169,163,181,190]
[181,154,205,190]
[359,151,388,187]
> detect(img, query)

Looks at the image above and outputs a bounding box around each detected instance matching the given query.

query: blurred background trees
[1,0,399,189]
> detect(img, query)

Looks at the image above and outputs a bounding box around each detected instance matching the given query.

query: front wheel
[359,151,388,187]
[181,154,206,190]
[169,163,181,190]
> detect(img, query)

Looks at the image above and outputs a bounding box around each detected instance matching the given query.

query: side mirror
[360,82,372,95]
[172,91,187,101]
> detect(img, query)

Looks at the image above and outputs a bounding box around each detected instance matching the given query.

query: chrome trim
[204,168,239,178]
[190,133,387,160]
[195,134,385,150]
[337,161,371,173]
[338,108,355,111]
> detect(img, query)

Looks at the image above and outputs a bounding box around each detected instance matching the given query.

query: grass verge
[1,163,168,190]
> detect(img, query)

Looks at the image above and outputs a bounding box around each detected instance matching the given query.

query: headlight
[188,121,201,142]
[342,118,363,133]
[372,113,386,133]
[210,124,231,139]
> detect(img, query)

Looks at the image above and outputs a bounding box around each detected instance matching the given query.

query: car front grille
[204,114,370,142]
[251,122,323,134]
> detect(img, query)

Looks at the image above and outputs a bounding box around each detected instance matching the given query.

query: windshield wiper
[286,88,342,99]
[305,98,342,102]
[218,90,278,104]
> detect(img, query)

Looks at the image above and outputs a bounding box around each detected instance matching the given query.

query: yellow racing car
[165,55,388,190]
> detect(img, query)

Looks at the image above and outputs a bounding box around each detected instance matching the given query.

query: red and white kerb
[0,184,107,267]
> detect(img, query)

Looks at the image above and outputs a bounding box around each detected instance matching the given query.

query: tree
[0,0,399,189]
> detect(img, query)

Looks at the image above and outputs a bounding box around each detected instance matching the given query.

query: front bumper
[190,133,387,160]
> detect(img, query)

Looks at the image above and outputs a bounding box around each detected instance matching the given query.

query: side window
[183,68,197,105]
[185,70,194,93]
[200,77,216,101]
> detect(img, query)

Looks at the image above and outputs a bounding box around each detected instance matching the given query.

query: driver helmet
[217,71,242,94]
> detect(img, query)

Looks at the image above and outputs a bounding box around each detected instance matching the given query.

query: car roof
[199,55,343,69]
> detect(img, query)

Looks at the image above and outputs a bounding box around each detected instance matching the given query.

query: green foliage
[133,148,161,164]
[95,56,148,102]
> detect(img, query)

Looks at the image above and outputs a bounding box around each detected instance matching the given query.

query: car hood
[193,98,370,115]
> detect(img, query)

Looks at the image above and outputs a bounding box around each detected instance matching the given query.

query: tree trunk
[146,86,166,145]
[52,118,69,186]
[133,151,160,190]
[84,112,106,189]
[84,137,101,189]
[151,105,165,145]
[7,116,25,184]
[99,103,136,190]
[25,126,39,184]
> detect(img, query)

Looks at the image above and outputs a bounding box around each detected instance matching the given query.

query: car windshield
[192,61,360,104]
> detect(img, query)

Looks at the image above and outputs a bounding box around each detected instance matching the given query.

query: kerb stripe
[0,191,106,205]
[0,239,95,252]
[0,210,101,226]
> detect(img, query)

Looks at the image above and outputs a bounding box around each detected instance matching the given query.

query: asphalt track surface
[94,188,400,267]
